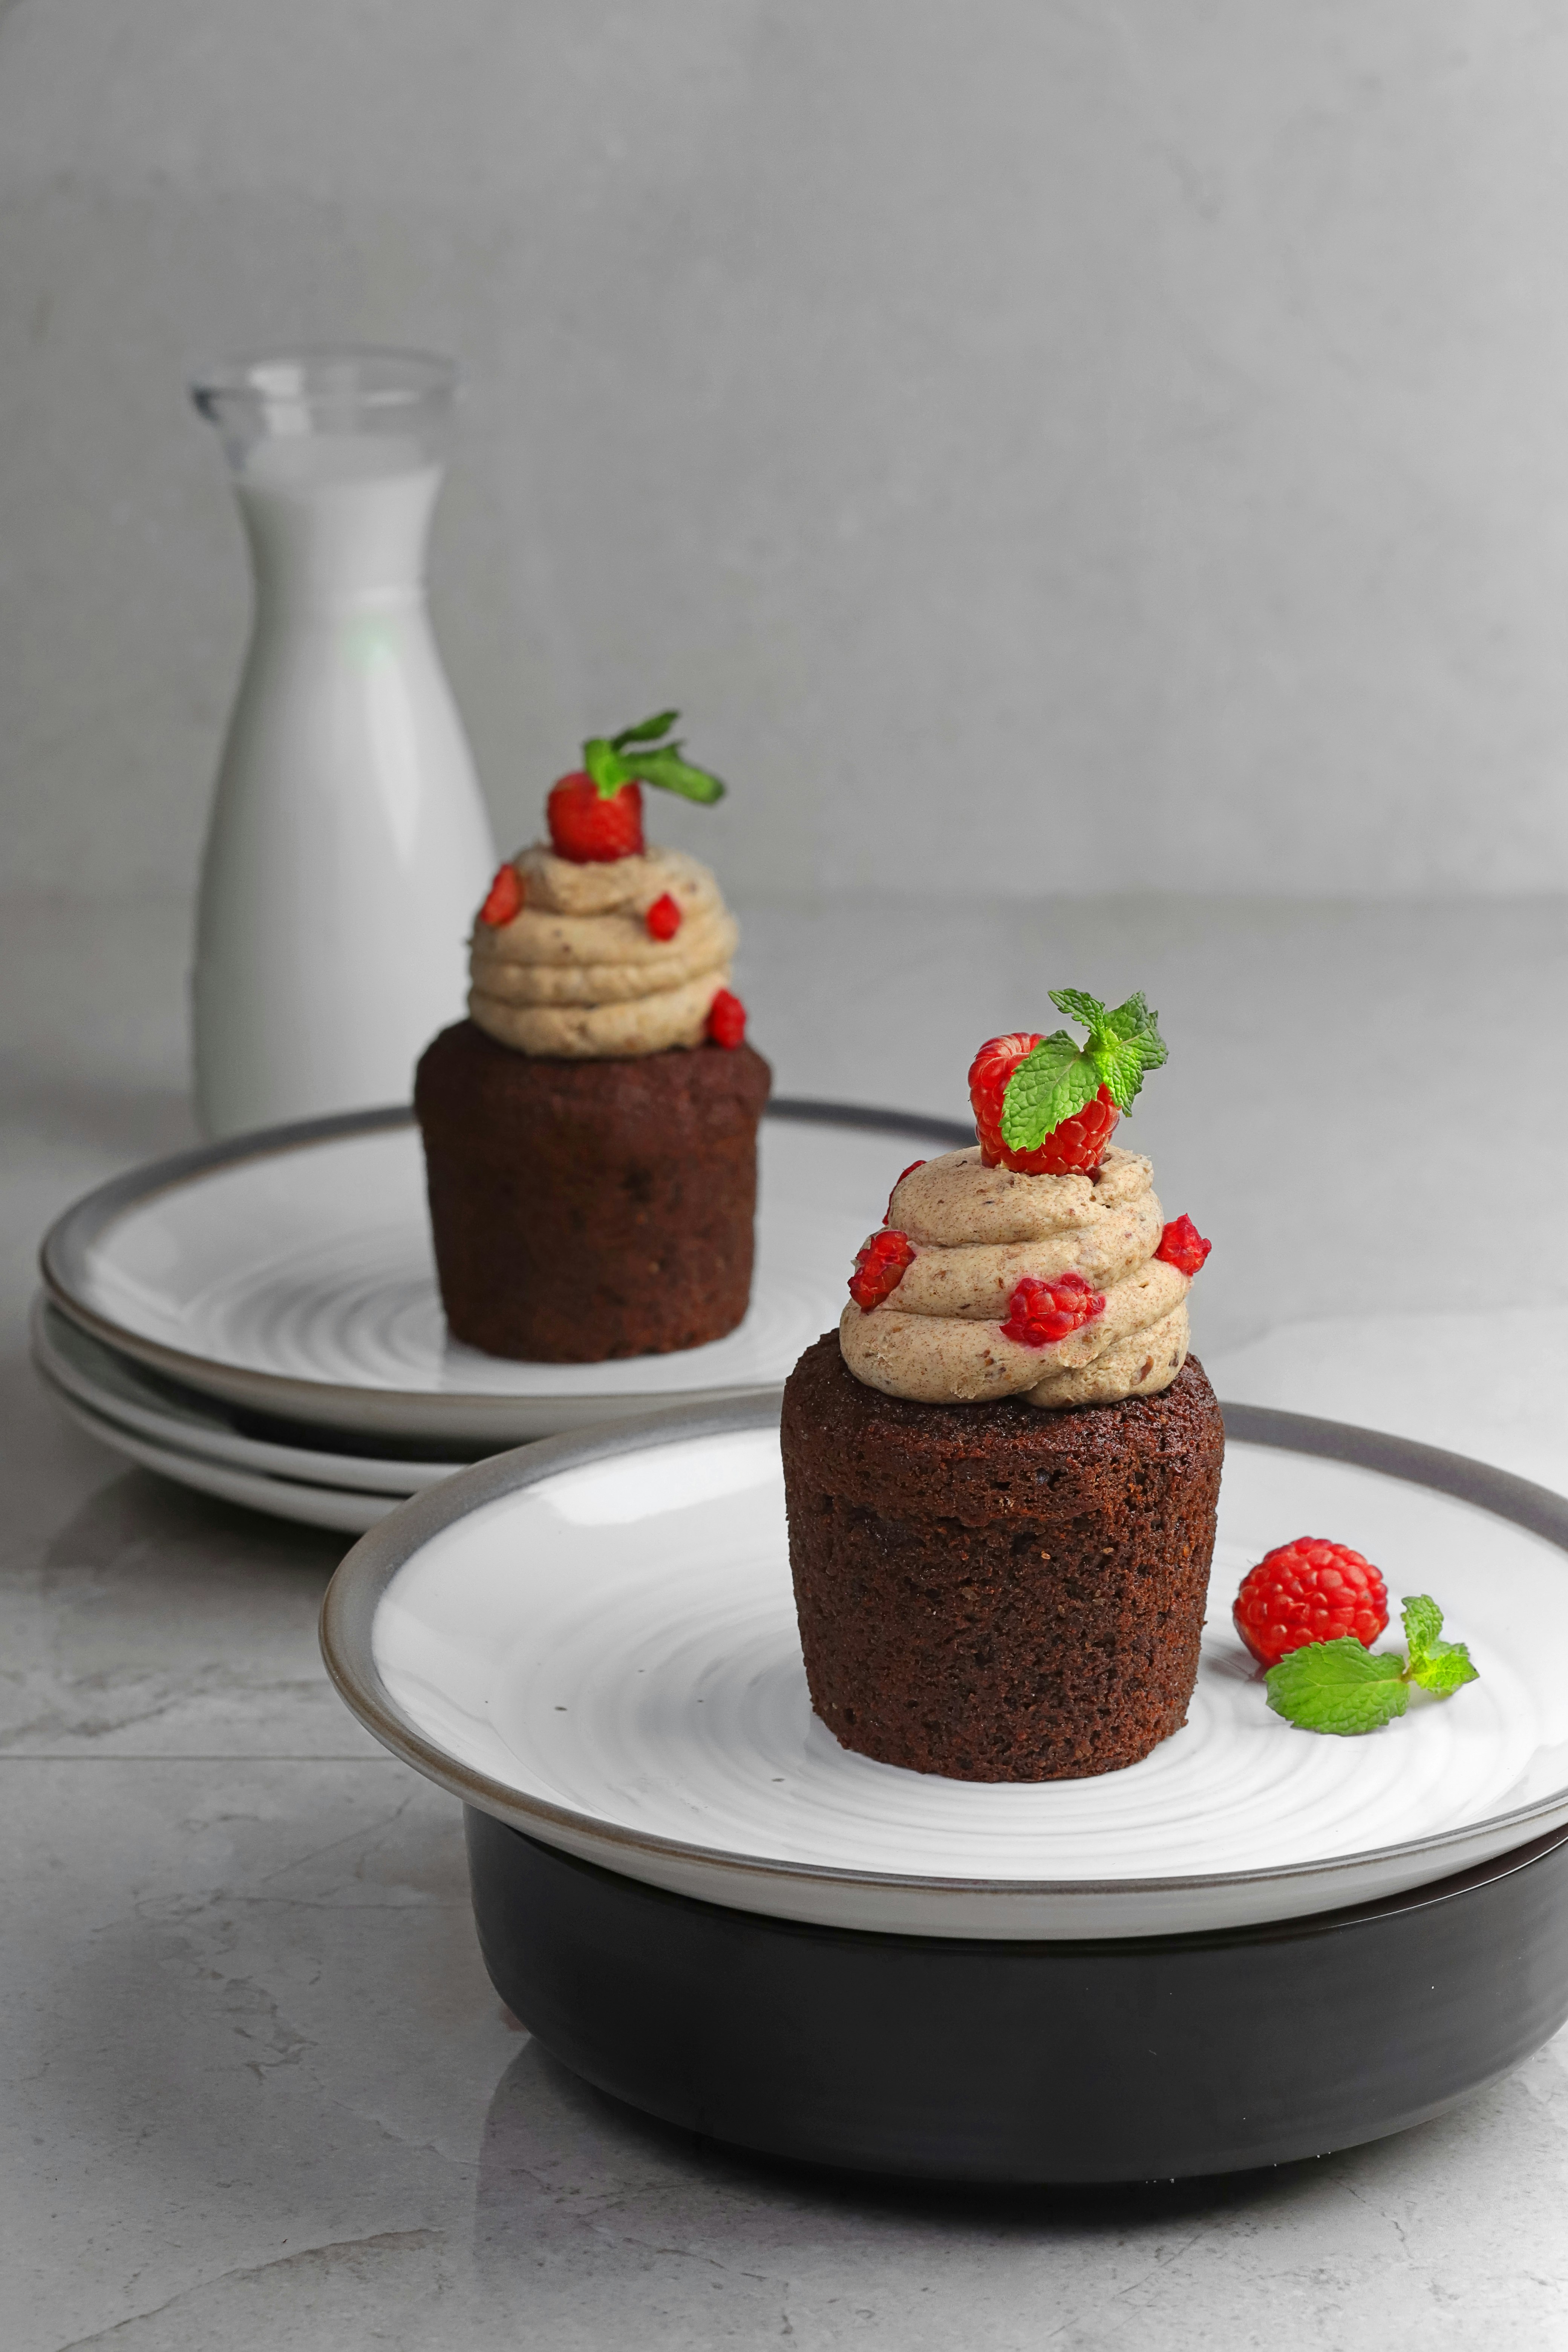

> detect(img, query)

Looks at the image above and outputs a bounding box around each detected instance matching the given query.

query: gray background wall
[3,0,1566,903]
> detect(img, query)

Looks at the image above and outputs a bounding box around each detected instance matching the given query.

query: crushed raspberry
[478,863,524,926]
[999,1270,1106,1347]
[848,1228,916,1311]
[646,891,683,941]
[1232,1539,1390,1668]
[968,1032,1120,1174]
[884,1160,926,1223]
[706,988,747,1049]
[1156,1214,1211,1277]
[546,771,645,864]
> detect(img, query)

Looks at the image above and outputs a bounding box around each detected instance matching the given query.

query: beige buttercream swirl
[839,1144,1191,1410]
[467,842,737,1057]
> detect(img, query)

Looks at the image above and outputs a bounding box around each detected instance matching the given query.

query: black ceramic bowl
[467,1808,1568,2183]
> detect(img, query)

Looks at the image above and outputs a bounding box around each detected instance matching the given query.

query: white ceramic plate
[42,1372,401,1534]
[321,1396,1568,1940]
[29,1297,474,1497]
[41,1101,966,1445]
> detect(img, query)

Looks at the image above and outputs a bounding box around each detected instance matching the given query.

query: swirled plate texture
[42,1104,964,1443]
[323,1403,1568,1938]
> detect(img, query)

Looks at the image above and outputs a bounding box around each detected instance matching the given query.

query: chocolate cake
[415,709,770,1361]
[782,1335,1223,1781]
[416,1018,770,1361]
[781,988,1222,1781]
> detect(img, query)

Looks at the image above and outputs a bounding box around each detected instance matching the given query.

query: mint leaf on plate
[1401,1592,1479,1695]
[1265,1638,1410,1736]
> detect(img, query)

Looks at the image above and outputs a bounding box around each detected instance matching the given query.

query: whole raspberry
[999,1270,1106,1347]
[1156,1214,1212,1277]
[706,988,747,1049]
[1233,1539,1390,1668]
[968,1033,1121,1174]
[478,863,524,926]
[884,1160,926,1223]
[645,891,683,941]
[848,1228,916,1311]
[547,771,645,864]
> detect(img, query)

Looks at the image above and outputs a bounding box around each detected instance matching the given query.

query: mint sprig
[1265,1594,1478,1735]
[1401,1593,1479,1696]
[582,711,726,804]
[999,990,1167,1153]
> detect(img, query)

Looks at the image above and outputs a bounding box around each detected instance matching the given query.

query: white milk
[192,431,496,1135]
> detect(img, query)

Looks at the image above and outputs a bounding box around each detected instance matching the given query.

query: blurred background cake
[416,713,770,1360]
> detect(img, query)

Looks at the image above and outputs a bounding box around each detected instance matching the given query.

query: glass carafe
[190,349,496,1137]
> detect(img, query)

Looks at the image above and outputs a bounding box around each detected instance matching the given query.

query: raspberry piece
[547,771,645,864]
[1232,1539,1390,1668]
[1156,1214,1212,1277]
[478,863,524,926]
[848,1228,916,1311]
[646,891,683,941]
[968,1033,1121,1174]
[706,988,747,1049]
[999,1270,1106,1347]
[884,1160,926,1223]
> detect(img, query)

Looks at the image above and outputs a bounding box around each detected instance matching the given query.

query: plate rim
[37,1096,974,1433]
[29,1297,466,1494]
[318,1392,1568,1923]
[40,1363,396,1532]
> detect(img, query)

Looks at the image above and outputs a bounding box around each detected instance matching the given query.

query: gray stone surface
[5,1,1568,904]
[4,891,1568,2348]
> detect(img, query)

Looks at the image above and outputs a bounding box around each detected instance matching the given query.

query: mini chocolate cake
[782,1334,1224,1781]
[416,1018,771,1361]
[782,989,1220,1781]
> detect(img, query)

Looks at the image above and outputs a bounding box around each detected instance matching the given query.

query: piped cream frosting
[839,1144,1190,1410]
[467,842,738,1058]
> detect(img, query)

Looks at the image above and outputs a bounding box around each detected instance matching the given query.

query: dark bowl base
[466,1809,1568,2184]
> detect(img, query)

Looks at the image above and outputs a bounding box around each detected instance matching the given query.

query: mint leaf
[1409,1646,1479,1695]
[1266,1638,1410,1736]
[1400,1593,1443,1663]
[611,709,680,751]
[1098,989,1155,1043]
[625,744,726,804]
[1047,989,1106,1031]
[999,1031,1101,1151]
[583,736,631,797]
[1401,1594,1479,1695]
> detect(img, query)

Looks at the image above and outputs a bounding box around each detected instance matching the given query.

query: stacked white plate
[34,1098,972,1532]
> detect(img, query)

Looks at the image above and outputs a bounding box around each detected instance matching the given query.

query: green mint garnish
[582,710,726,804]
[999,990,1167,1153]
[1401,1592,1479,1695]
[1265,1594,1479,1734]
[1265,1639,1409,1735]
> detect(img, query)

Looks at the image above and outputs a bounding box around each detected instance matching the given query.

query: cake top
[466,710,748,1060]
[840,992,1211,1412]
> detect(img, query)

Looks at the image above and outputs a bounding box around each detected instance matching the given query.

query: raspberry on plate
[1233,1539,1390,1668]
[848,1228,916,1311]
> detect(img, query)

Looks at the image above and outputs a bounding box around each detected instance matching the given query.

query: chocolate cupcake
[781,991,1221,1781]
[415,713,770,1361]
